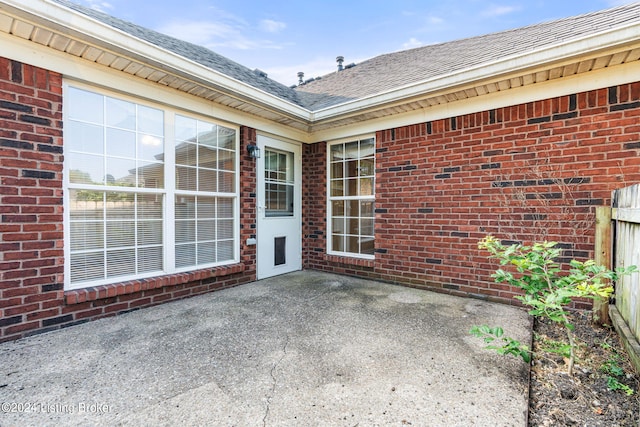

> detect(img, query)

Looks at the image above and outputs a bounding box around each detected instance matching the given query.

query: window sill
[64,263,246,305]
[324,254,375,268]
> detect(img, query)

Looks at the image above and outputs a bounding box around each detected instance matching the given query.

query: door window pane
[265,148,294,217]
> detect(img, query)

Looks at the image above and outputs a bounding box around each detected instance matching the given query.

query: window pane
[105,158,136,186]
[69,153,104,185]
[218,126,235,150]
[330,180,343,197]
[199,168,217,192]
[67,87,103,124]
[346,160,358,178]
[176,142,197,166]
[198,241,216,264]
[137,105,163,135]
[175,220,195,243]
[138,161,164,189]
[347,200,359,217]
[360,138,375,158]
[138,134,164,162]
[106,98,135,129]
[198,122,218,147]
[347,236,359,253]
[219,171,235,193]
[332,217,345,233]
[361,237,375,255]
[332,235,344,252]
[175,244,195,268]
[346,178,358,196]
[361,218,374,235]
[331,162,344,179]
[70,252,104,283]
[332,200,344,216]
[70,221,104,251]
[359,158,374,177]
[138,221,162,245]
[359,178,374,196]
[175,196,195,219]
[107,249,136,277]
[218,198,233,218]
[330,143,344,162]
[218,150,235,171]
[175,115,197,142]
[344,141,358,160]
[69,190,104,220]
[105,193,135,219]
[176,166,197,191]
[347,217,359,234]
[198,145,217,169]
[106,128,136,158]
[217,240,234,262]
[197,220,216,241]
[361,201,374,217]
[138,246,162,273]
[197,197,216,218]
[106,221,135,248]
[66,121,104,154]
[217,219,234,239]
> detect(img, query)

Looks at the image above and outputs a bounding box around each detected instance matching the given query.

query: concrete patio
[0,271,531,426]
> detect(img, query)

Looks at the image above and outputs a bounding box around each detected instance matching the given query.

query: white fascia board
[311,59,640,143]
[312,22,640,122]
[2,0,312,121]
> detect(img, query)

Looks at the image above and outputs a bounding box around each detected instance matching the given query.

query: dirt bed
[529,311,639,426]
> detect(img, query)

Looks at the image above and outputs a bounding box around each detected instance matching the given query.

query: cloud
[427,16,444,25]
[260,19,286,33]
[79,0,113,12]
[481,5,519,17]
[402,37,423,49]
[158,19,284,51]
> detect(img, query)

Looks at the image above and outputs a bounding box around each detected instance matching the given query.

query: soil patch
[529,311,640,426]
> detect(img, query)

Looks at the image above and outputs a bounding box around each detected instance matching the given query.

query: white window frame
[327,136,375,259]
[63,82,240,290]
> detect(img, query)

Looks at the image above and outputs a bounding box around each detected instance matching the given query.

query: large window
[65,86,238,290]
[328,138,375,257]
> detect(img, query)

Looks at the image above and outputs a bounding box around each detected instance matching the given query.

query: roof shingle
[294,2,640,110]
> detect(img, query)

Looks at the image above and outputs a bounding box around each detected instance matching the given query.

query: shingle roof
[53,1,640,112]
[295,2,640,110]
[52,0,307,108]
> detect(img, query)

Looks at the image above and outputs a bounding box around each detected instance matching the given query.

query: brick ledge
[324,254,375,268]
[64,263,246,304]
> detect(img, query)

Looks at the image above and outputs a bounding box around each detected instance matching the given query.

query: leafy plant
[470,325,531,363]
[601,348,635,395]
[472,235,637,375]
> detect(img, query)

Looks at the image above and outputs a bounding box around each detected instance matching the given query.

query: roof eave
[1,0,312,122]
[310,21,640,123]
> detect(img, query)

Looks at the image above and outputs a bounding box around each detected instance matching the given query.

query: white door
[256,135,302,279]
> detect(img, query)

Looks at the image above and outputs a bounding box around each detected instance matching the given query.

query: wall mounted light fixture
[247,143,260,159]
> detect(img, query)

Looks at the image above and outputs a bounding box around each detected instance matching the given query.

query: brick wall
[0,58,257,342]
[305,83,640,306]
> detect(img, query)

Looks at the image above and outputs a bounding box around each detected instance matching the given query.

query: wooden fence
[607,183,640,370]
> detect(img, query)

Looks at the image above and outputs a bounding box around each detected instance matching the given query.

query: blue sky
[76,0,634,86]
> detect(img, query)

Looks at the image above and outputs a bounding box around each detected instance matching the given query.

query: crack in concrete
[262,280,341,426]
[262,334,290,427]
